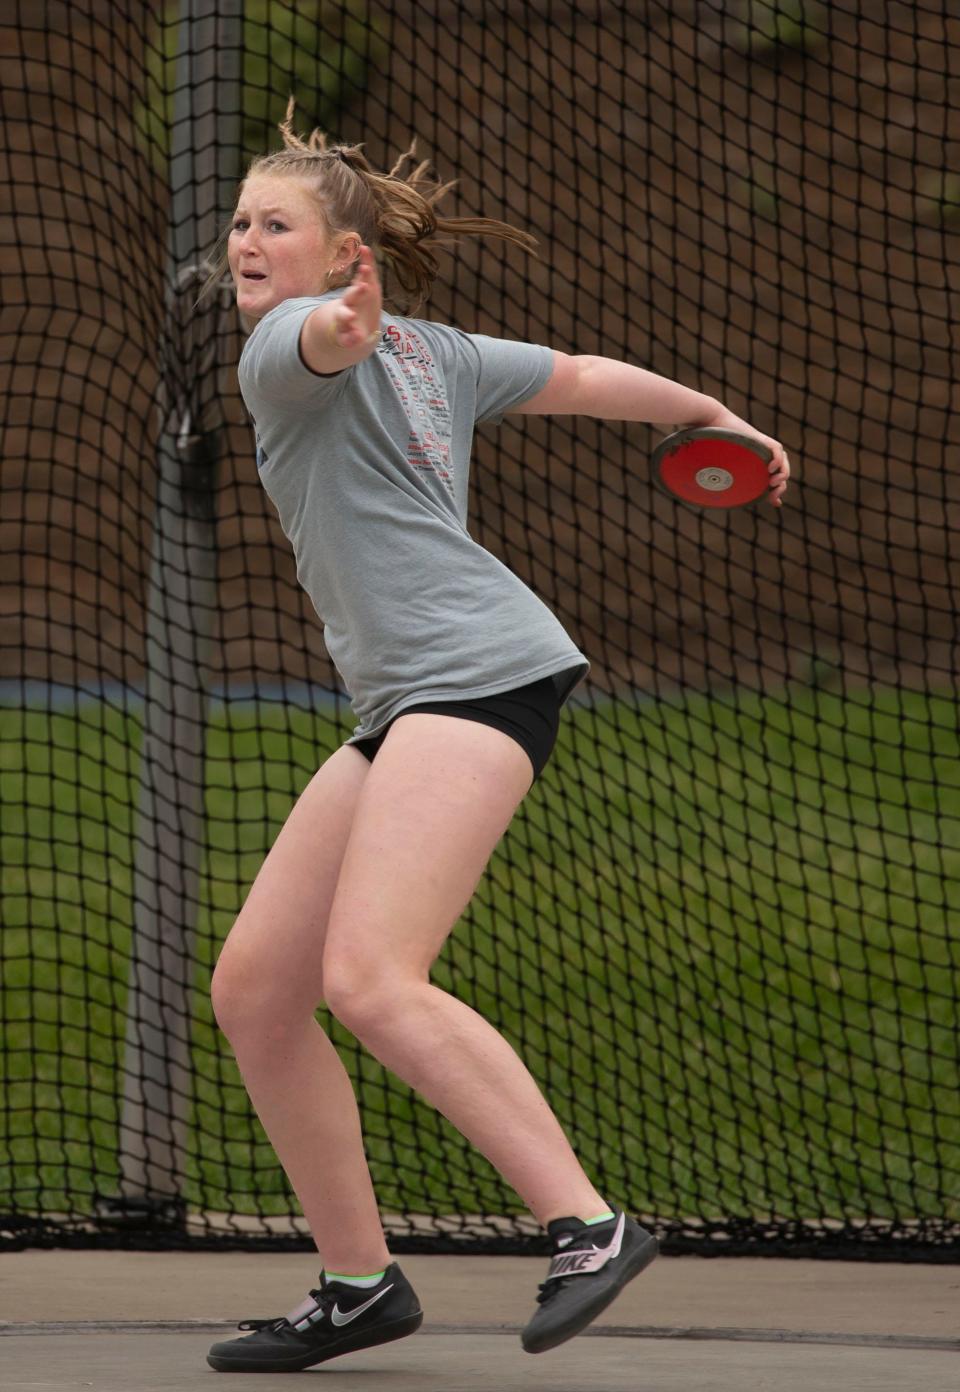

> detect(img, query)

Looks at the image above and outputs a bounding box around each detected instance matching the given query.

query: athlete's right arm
[300,245,383,375]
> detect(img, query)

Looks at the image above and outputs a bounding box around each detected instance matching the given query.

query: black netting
[1,1,957,1259]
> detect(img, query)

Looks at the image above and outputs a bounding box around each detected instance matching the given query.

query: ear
[337,232,362,266]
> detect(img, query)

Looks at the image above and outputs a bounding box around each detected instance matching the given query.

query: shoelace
[237,1286,331,1333]
[535,1272,578,1305]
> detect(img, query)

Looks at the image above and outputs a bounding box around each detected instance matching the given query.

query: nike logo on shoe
[288,1282,394,1332]
[330,1284,394,1326]
[546,1212,625,1280]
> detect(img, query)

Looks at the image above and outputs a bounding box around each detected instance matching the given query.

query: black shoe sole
[522,1230,659,1354]
[207,1309,423,1372]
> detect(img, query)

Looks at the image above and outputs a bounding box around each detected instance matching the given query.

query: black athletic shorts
[348,665,583,784]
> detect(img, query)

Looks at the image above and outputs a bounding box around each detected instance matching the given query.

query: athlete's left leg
[320,711,608,1229]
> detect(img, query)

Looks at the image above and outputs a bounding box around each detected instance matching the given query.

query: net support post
[109,425,219,1225]
[98,0,243,1229]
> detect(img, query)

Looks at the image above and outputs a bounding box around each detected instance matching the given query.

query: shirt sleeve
[237,296,351,409]
[456,331,555,425]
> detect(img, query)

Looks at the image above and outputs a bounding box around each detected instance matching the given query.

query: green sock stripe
[326,1270,387,1280]
[583,1210,615,1225]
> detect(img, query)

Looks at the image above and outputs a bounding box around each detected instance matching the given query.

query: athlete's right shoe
[521,1204,658,1353]
[206,1263,423,1373]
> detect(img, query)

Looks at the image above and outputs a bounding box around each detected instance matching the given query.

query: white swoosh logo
[547,1212,625,1279]
[330,1283,394,1327]
[598,1210,625,1260]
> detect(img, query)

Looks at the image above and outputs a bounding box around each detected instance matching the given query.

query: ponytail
[197,96,537,313]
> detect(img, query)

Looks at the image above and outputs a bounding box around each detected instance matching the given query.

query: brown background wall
[1,0,957,704]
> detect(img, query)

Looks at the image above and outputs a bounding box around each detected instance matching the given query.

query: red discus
[652,427,774,509]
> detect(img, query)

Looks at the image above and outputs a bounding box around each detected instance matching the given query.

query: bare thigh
[321,712,535,1003]
[210,742,371,1026]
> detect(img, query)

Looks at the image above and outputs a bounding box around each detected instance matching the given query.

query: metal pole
[96,0,243,1229]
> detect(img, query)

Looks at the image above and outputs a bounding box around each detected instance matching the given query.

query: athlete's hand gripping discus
[651,427,775,510]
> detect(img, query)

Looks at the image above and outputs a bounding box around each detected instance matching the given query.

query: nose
[233,223,263,257]
[233,228,264,277]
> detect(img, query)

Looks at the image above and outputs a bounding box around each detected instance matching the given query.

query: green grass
[1,686,958,1232]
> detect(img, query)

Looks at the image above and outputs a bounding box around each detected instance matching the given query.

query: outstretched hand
[330,245,382,349]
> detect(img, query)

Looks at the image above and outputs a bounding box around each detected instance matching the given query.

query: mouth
[242,272,267,281]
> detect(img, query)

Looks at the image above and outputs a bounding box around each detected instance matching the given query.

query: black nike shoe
[521,1203,658,1354]
[206,1262,423,1372]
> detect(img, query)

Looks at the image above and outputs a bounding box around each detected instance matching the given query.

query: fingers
[767,448,790,506]
[329,247,382,349]
[341,248,380,310]
[350,245,379,287]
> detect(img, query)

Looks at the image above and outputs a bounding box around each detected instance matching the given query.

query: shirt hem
[344,657,589,745]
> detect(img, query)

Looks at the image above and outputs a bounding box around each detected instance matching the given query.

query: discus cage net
[1,0,957,1259]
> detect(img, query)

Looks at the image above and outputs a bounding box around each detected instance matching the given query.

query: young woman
[204,99,790,1375]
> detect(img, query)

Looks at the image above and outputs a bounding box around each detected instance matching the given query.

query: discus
[652,427,774,509]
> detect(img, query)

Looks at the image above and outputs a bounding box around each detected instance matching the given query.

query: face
[228,176,348,321]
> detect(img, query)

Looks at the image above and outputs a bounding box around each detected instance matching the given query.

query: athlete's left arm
[508,350,719,427]
[509,351,790,506]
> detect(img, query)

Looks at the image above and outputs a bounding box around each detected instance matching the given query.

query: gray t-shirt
[237,289,589,743]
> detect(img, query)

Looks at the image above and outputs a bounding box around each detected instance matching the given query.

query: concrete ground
[1,1249,957,1390]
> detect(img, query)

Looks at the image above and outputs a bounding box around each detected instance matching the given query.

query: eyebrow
[233,205,294,218]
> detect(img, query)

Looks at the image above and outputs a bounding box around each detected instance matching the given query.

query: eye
[231,219,286,233]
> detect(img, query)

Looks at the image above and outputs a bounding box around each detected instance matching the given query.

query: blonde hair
[197,96,537,313]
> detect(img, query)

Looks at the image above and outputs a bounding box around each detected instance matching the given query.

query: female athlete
[203,98,790,1374]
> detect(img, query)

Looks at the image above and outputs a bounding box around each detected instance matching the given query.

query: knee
[321,952,411,1038]
[210,948,321,1045]
[209,952,270,1041]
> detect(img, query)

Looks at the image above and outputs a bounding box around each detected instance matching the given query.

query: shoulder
[242,294,330,348]
[238,293,348,406]
[240,296,322,370]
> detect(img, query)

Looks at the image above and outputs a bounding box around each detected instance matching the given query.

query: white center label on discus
[694,467,734,491]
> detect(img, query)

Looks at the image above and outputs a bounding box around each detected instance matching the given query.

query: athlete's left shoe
[521,1203,658,1354]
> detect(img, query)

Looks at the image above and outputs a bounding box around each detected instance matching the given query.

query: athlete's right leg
[209,742,389,1274]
